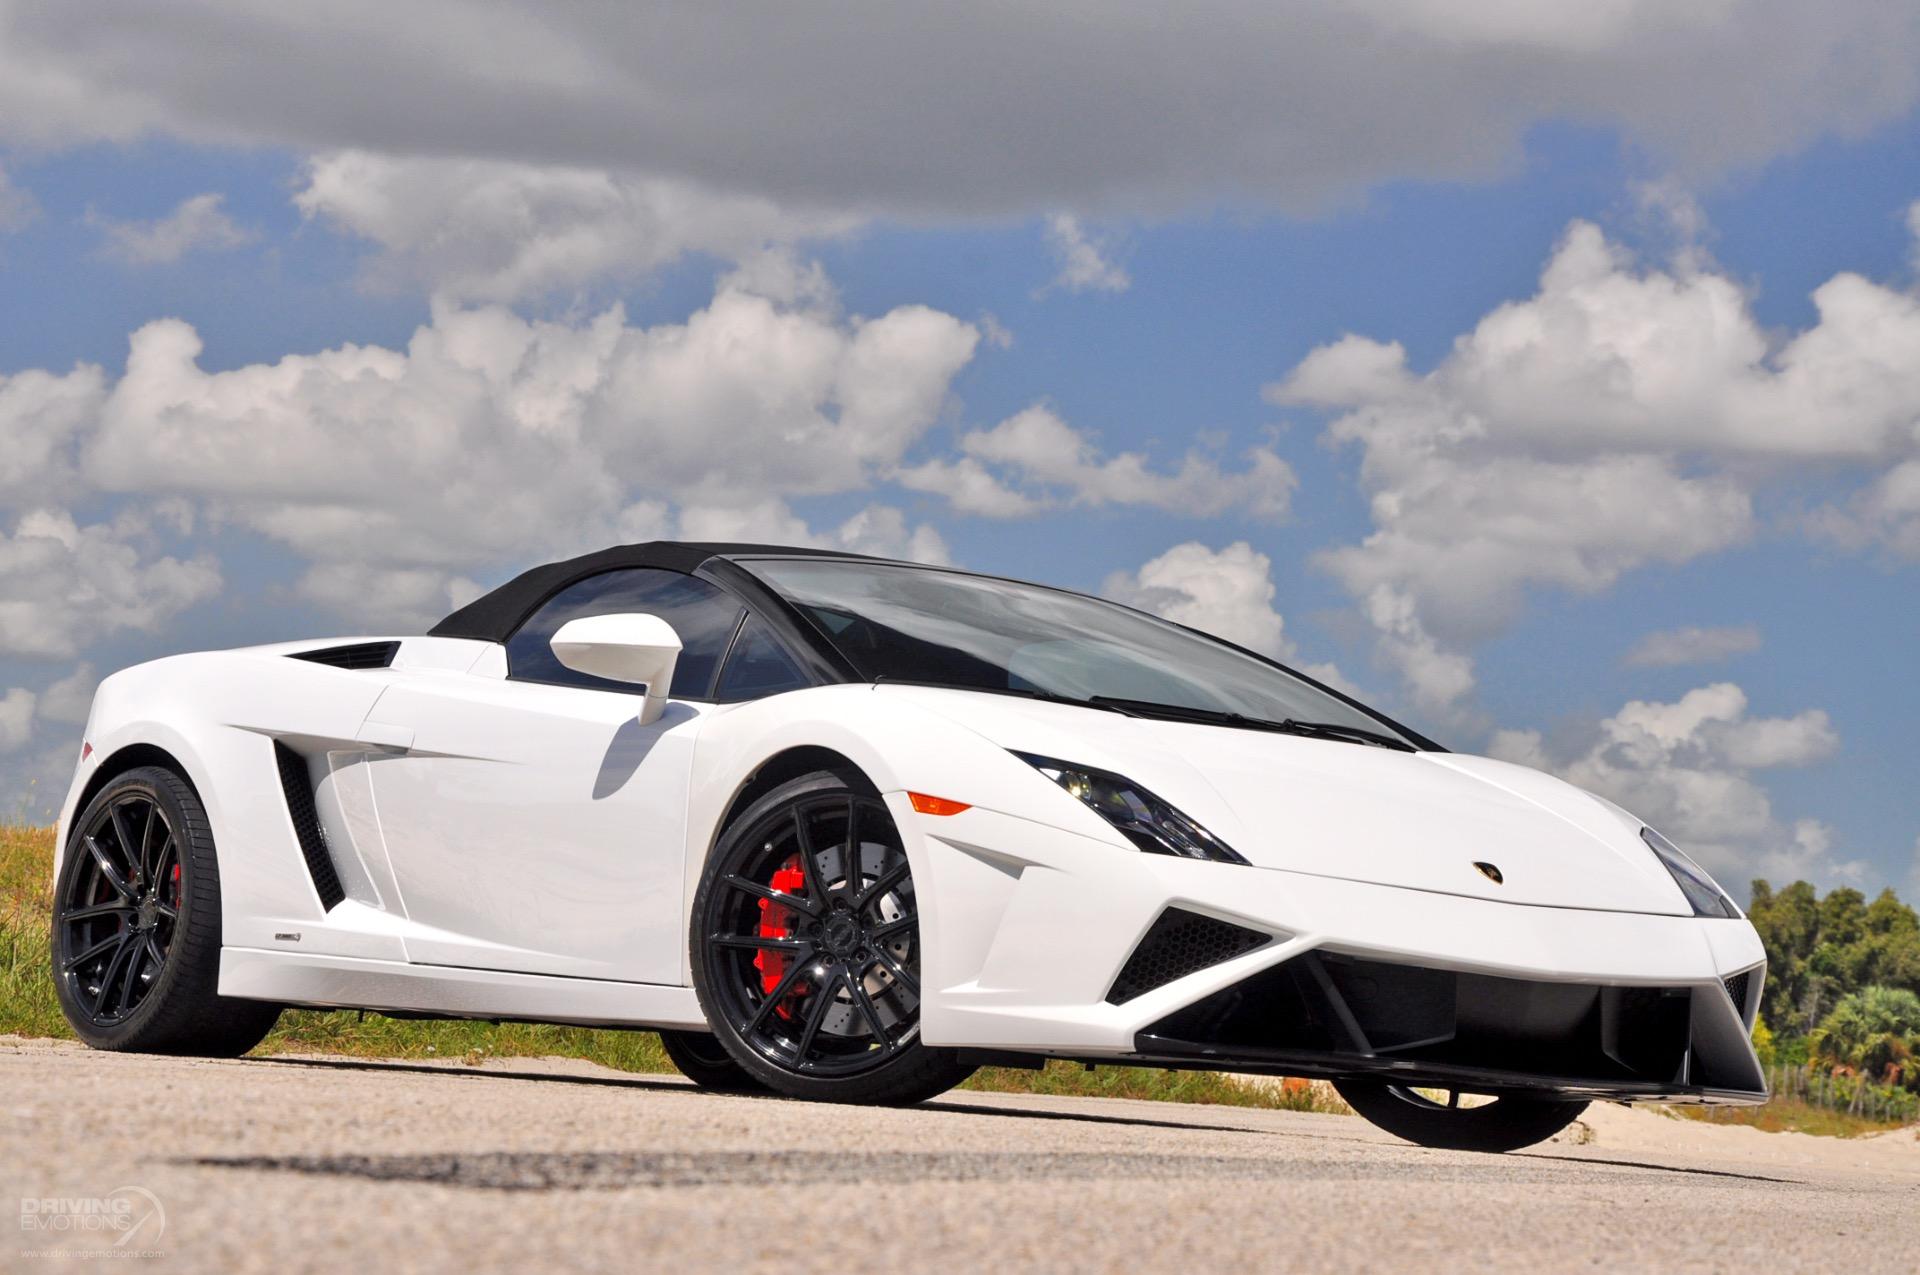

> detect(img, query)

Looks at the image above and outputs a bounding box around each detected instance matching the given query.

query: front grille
[288,641,400,671]
[1106,908,1272,1004]
[275,741,344,910]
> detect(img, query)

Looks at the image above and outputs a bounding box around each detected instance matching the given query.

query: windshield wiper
[1273,719,1416,752]
[1088,696,1415,750]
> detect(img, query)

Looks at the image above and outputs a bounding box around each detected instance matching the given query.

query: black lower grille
[1142,952,1695,1087]
[1106,908,1271,1004]
[275,741,344,910]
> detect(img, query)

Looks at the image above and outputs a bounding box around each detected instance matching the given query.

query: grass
[1664,1099,1916,1139]
[0,821,1343,1111]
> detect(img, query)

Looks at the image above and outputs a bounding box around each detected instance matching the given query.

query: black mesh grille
[275,741,344,910]
[1723,969,1752,1018]
[1106,908,1271,1004]
[288,641,400,671]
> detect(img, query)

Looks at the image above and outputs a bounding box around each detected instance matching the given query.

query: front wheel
[690,772,974,1105]
[51,766,281,1056]
[1333,1079,1589,1152]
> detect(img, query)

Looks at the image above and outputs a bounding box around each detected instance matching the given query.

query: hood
[883,686,1692,917]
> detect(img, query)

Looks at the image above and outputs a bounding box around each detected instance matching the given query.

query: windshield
[745,558,1421,746]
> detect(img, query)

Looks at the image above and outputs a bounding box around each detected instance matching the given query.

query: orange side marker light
[907,792,971,816]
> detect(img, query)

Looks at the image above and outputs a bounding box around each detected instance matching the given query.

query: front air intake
[1106,908,1272,1004]
[287,641,400,671]
[1723,968,1755,1024]
[275,741,345,911]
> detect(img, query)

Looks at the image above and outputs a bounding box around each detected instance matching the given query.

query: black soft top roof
[427,541,885,644]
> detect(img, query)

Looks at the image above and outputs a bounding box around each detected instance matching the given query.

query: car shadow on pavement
[246,1055,699,1093]
[248,1056,1268,1135]
[1513,1151,1798,1184]
[238,1057,1799,1183]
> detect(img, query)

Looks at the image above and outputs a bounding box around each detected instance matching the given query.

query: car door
[362,568,747,984]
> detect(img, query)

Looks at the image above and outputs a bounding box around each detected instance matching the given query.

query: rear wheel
[1333,1079,1588,1152]
[690,772,974,1105]
[657,1029,765,1092]
[51,766,281,1055]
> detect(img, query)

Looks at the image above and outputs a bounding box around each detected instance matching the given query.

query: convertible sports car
[52,541,1768,1151]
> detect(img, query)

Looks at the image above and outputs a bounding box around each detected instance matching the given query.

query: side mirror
[550,613,683,724]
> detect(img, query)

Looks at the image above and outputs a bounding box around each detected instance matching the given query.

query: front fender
[681,684,1137,1015]
[686,684,1125,871]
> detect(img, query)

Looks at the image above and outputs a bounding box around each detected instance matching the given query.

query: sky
[0,3,1917,900]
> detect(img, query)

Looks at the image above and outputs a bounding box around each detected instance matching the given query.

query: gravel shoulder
[5,1036,1916,1274]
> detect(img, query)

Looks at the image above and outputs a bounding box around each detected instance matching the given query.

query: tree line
[1746,879,1920,1094]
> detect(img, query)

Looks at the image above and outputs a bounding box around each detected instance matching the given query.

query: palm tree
[1809,986,1920,1112]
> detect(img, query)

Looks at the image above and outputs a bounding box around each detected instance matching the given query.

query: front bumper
[901,801,1768,1103]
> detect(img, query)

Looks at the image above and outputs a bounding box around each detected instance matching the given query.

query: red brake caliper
[754,856,809,1019]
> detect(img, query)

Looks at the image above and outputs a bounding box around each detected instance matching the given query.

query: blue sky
[1,5,1917,898]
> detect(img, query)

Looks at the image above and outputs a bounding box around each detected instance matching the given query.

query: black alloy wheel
[691,772,974,1104]
[1333,1078,1590,1152]
[51,765,281,1055]
[58,788,180,1027]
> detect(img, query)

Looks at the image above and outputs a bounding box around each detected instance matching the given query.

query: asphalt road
[5,1038,1916,1274]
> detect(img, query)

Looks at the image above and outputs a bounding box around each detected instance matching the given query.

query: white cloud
[1270,214,1920,705]
[0,361,106,505]
[1106,541,1287,655]
[295,151,856,303]
[90,192,254,264]
[1624,623,1761,668]
[1360,584,1476,713]
[294,563,486,634]
[1491,682,1855,886]
[0,687,35,751]
[36,663,96,726]
[0,509,222,660]
[1806,457,1920,561]
[2,5,1917,221]
[822,505,950,565]
[71,274,977,592]
[1104,540,1351,691]
[898,405,1295,520]
[677,501,950,566]
[0,160,37,232]
[1040,215,1130,295]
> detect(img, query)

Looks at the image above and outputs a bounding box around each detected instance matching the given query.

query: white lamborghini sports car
[53,542,1769,1151]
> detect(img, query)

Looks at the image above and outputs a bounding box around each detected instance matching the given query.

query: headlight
[1641,826,1740,918]
[1013,752,1249,865]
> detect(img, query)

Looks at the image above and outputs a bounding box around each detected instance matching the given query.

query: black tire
[51,765,281,1056]
[690,771,974,1105]
[1333,1079,1589,1152]
[657,1029,766,1092]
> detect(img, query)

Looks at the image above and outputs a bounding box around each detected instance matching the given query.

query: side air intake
[1106,908,1273,1004]
[275,741,345,910]
[287,641,400,671]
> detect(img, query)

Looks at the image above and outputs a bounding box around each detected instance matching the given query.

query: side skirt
[218,947,708,1030]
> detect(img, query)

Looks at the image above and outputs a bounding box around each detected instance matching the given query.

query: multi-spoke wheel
[690,771,974,1104]
[1333,1078,1589,1152]
[52,766,281,1055]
